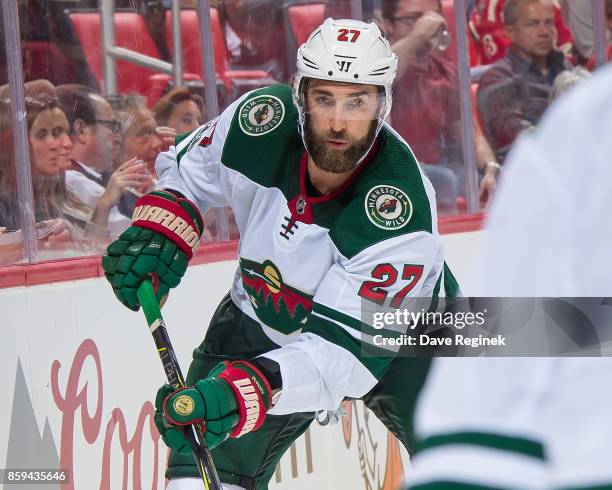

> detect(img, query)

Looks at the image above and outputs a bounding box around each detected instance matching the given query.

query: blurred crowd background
[0,0,611,265]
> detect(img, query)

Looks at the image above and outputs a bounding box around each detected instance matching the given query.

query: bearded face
[303,114,378,174]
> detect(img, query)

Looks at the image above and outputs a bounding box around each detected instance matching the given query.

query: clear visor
[301,85,386,121]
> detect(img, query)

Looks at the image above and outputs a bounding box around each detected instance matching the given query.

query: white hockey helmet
[293,18,398,132]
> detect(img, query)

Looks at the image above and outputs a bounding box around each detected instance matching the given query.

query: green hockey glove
[101,189,203,310]
[154,360,273,454]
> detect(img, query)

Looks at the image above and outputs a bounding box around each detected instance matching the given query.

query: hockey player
[102,18,459,490]
[404,66,612,489]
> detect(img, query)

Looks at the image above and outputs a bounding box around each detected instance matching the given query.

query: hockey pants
[165,293,431,490]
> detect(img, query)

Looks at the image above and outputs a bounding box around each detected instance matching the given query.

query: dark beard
[303,115,377,174]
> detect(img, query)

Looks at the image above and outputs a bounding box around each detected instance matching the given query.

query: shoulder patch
[238,94,285,136]
[176,117,219,165]
[364,185,413,230]
[196,118,218,148]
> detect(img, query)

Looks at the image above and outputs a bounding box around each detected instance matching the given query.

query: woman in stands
[0,95,120,256]
[151,87,204,134]
[0,80,57,232]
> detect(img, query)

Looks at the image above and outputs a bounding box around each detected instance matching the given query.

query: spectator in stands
[382,0,501,212]
[107,93,166,217]
[107,93,170,179]
[151,87,204,134]
[477,0,571,162]
[218,0,287,82]
[0,97,62,263]
[0,79,56,100]
[0,95,120,252]
[469,0,572,65]
[137,0,171,61]
[57,85,148,237]
[0,80,58,232]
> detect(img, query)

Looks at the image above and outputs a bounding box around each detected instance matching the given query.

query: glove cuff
[217,360,272,439]
[131,190,203,259]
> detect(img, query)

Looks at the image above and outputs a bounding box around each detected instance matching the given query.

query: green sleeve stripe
[313,302,404,338]
[176,136,193,165]
[303,312,392,379]
[174,130,193,148]
[409,482,509,490]
[175,125,209,166]
[311,310,403,342]
[416,432,545,460]
[313,302,374,334]
[310,311,361,337]
[311,311,404,357]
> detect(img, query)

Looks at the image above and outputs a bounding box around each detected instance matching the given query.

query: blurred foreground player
[102,18,460,490]
[405,65,612,489]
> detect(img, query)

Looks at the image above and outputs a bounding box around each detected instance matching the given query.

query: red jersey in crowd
[468,0,573,64]
[390,55,461,165]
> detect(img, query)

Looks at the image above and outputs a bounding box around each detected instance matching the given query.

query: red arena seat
[22,41,76,86]
[283,2,325,84]
[65,9,162,94]
[285,2,326,47]
[164,8,228,85]
[164,8,273,102]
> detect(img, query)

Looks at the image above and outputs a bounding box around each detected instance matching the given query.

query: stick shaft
[137,281,222,490]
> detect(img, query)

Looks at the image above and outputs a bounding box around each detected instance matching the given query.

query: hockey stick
[137,280,222,490]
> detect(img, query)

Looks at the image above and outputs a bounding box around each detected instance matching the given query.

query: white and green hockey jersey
[157,84,459,415]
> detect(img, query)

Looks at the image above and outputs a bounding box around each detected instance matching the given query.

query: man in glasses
[57,84,148,238]
[382,0,500,212]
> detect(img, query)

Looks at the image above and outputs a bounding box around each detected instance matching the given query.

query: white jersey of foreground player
[407,65,612,490]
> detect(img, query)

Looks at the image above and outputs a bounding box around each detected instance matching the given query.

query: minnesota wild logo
[254,105,269,124]
[240,258,313,334]
[365,185,412,230]
[239,95,285,136]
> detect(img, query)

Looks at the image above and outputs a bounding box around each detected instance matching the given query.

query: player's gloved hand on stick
[154,360,273,453]
[102,189,203,310]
